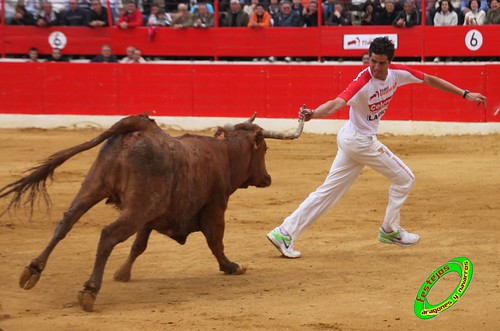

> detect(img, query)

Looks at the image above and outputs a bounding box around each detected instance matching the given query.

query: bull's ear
[253,131,264,150]
[214,126,227,139]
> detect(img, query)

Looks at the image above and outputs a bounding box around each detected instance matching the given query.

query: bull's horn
[223,112,257,131]
[262,118,304,140]
[246,112,257,124]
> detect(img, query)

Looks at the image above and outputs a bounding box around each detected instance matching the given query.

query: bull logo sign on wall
[48,32,68,50]
[343,34,398,50]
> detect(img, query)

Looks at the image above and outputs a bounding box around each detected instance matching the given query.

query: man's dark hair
[368,37,395,61]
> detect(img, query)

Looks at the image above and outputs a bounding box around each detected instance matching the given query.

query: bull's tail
[0,114,155,218]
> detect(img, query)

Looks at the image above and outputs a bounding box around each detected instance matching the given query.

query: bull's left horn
[262,118,304,140]
[223,112,257,131]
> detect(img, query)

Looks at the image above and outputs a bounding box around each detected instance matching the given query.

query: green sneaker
[378,227,420,246]
[267,227,301,258]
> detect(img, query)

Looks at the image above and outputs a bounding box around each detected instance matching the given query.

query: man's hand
[466,92,487,107]
[299,105,314,122]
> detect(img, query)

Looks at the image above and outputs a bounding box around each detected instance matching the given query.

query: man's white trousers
[281,125,415,240]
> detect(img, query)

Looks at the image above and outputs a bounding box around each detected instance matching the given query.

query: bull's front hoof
[77,290,96,312]
[223,263,246,275]
[19,266,41,290]
[113,265,131,282]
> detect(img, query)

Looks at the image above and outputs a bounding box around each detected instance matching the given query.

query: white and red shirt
[338,64,425,135]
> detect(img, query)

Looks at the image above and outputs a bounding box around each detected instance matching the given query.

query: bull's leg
[19,192,104,291]
[78,217,140,312]
[114,226,153,282]
[200,207,245,275]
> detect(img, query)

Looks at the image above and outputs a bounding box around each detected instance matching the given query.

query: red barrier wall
[1,25,499,59]
[1,62,498,122]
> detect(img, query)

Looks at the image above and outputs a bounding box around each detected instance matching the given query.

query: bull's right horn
[262,118,304,140]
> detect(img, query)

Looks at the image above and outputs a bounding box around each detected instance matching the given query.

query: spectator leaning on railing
[117,0,144,29]
[326,0,352,25]
[433,0,458,25]
[248,3,272,27]
[89,0,110,27]
[62,0,90,26]
[171,3,194,29]
[375,0,399,24]
[148,4,172,26]
[361,1,376,25]
[273,0,301,26]
[193,2,214,28]
[301,0,319,26]
[36,2,62,27]
[463,0,486,24]
[12,4,36,25]
[393,0,420,27]
[219,0,250,27]
[486,0,500,23]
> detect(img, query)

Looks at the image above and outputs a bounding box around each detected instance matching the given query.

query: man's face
[178,4,188,14]
[92,1,102,11]
[29,50,38,60]
[43,3,52,14]
[362,54,370,64]
[230,2,240,11]
[199,4,208,14]
[52,49,62,59]
[126,47,135,58]
[102,46,111,57]
[255,5,265,14]
[386,2,394,12]
[281,3,292,14]
[69,0,77,10]
[126,3,135,13]
[369,53,390,80]
[403,2,413,13]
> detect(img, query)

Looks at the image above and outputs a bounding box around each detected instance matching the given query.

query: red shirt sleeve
[338,68,371,102]
[389,63,425,81]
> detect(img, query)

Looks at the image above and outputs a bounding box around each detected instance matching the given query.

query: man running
[267,36,487,258]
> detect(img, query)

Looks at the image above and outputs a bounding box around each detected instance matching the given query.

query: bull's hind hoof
[19,266,41,290]
[113,266,131,282]
[232,265,246,275]
[78,290,96,312]
[223,262,246,275]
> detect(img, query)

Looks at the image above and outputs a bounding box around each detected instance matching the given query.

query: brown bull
[0,113,304,312]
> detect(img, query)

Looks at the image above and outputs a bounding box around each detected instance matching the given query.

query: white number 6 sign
[465,29,483,51]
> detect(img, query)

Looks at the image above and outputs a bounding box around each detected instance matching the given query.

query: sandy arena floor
[0,125,499,331]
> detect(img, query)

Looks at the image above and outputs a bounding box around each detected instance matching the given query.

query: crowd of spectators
[3,0,499,28]
[4,0,498,62]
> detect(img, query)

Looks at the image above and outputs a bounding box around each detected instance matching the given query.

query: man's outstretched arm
[299,98,347,121]
[423,74,487,106]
